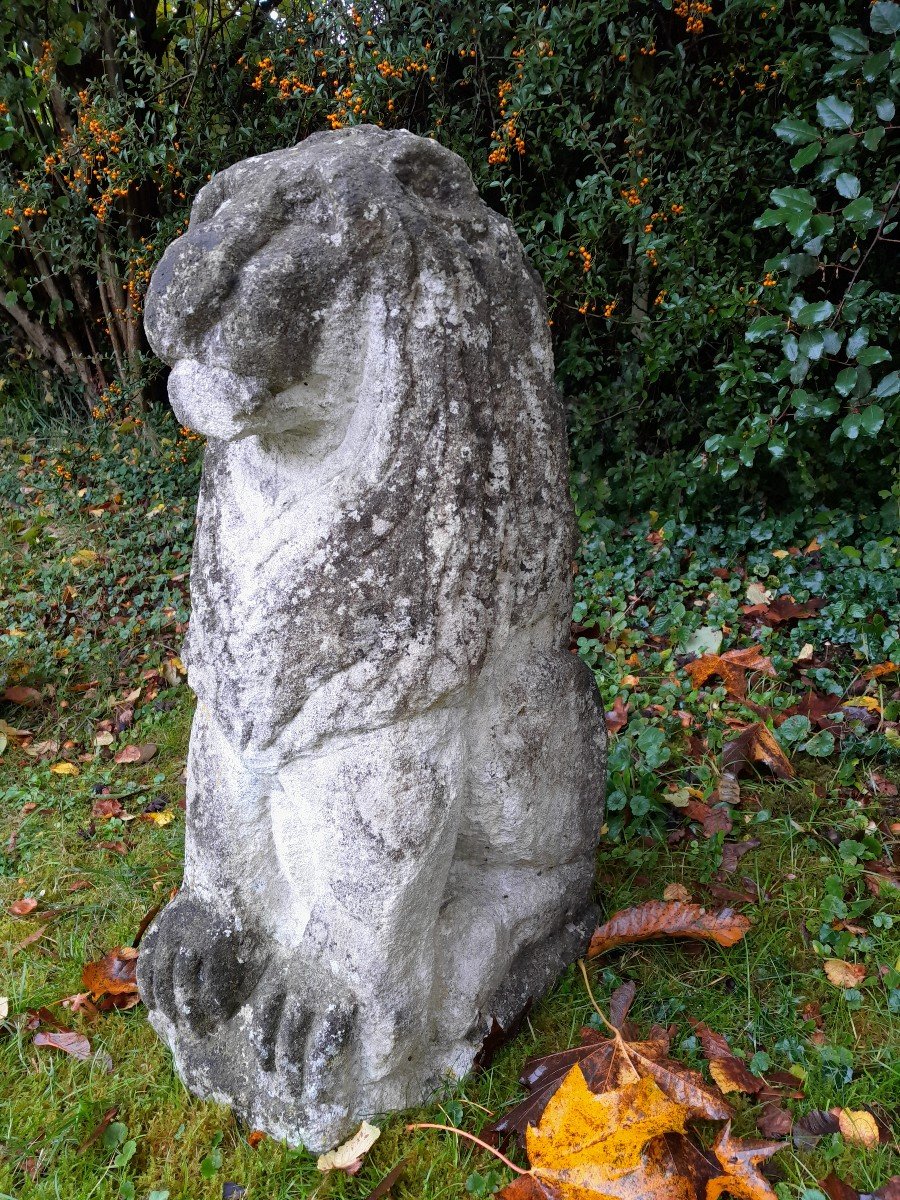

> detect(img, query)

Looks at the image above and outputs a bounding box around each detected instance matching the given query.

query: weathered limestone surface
[138,125,606,1151]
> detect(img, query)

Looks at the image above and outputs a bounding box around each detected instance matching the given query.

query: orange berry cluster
[674,0,713,34]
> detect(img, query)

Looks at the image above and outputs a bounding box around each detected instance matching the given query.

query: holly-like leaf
[589,900,751,957]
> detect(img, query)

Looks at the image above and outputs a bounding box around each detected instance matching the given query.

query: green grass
[1,421,898,1198]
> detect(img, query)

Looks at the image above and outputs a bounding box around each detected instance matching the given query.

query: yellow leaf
[69,548,99,567]
[146,810,174,826]
[526,1069,690,1196]
[845,696,880,712]
[50,761,79,776]
[837,1109,879,1148]
[316,1121,380,1172]
[772,549,789,559]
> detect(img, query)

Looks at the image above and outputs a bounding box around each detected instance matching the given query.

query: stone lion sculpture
[138,125,606,1152]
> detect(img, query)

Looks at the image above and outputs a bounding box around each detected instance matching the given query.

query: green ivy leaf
[876,96,896,121]
[835,172,860,199]
[803,730,836,756]
[816,95,854,129]
[863,126,886,150]
[841,413,862,439]
[862,50,890,80]
[874,371,899,399]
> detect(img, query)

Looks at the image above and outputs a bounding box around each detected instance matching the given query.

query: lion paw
[138,891,262,1035]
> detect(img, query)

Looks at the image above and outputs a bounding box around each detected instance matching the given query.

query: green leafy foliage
[1,0,896,509]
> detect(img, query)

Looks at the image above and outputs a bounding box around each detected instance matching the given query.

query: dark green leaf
[816,96,854,130]
[870,2,900,34]
[797,300,835,326]
[835,173,860,199]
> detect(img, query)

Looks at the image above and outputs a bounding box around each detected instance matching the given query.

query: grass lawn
[1,418,898,1199]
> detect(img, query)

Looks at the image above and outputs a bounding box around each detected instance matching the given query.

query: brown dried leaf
[2,684,42,705]
[82,946,139,1000]
[91,797,125,819]
[663,884,692,903]
[34,1029,92,1060]
[719,839,762,875]
[741,595,825,625]
[588,900,751,957]
[722,723,795,780]
[113,742,157,765]
[9,896,38,915]
[685,647,777,700]
[691,1021,762,1096]
[605,696,630,734]
[823,959,866,989]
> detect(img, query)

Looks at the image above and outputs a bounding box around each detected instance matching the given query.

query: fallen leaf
[863,662,898,680]
[0,717,32,739]
[362,1158,407,1200]
[70,548,99,566]
[741,595,825,625]
[589,900,750,957]
[91,797,125,819]
[222,1185,246,1200]
[722,723,794,780]
[500,1069,692,1199]
[745,582,772,606]
[757,1099,793,1138]
[690,1022,761,1095]
[685,647,776,700]
[13,924,51,954]
[82,946,140,1002]
[98,840,129,855]
[144,809,174,826]
[247,1131,267,1149]
[663,884,692,903]
[9,897,39,915]
[2,684,42,705]
[836,1109,880,1148]
[486,1010,730,1147]
[0,996,8,1020]
[718,775,741,807]
[317,1121,381,1173]
[824,959,866,989]
[793,1110,839,1147]
[34,1029,92,1060]
[706,1124,780,1200]
[113,742,157,765]
[78,1105,119,1153]
[24,738,60,758]
[94,731,115,747]
[719,839,762,876]
[605,696,630,734]
[50,760,80,775]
